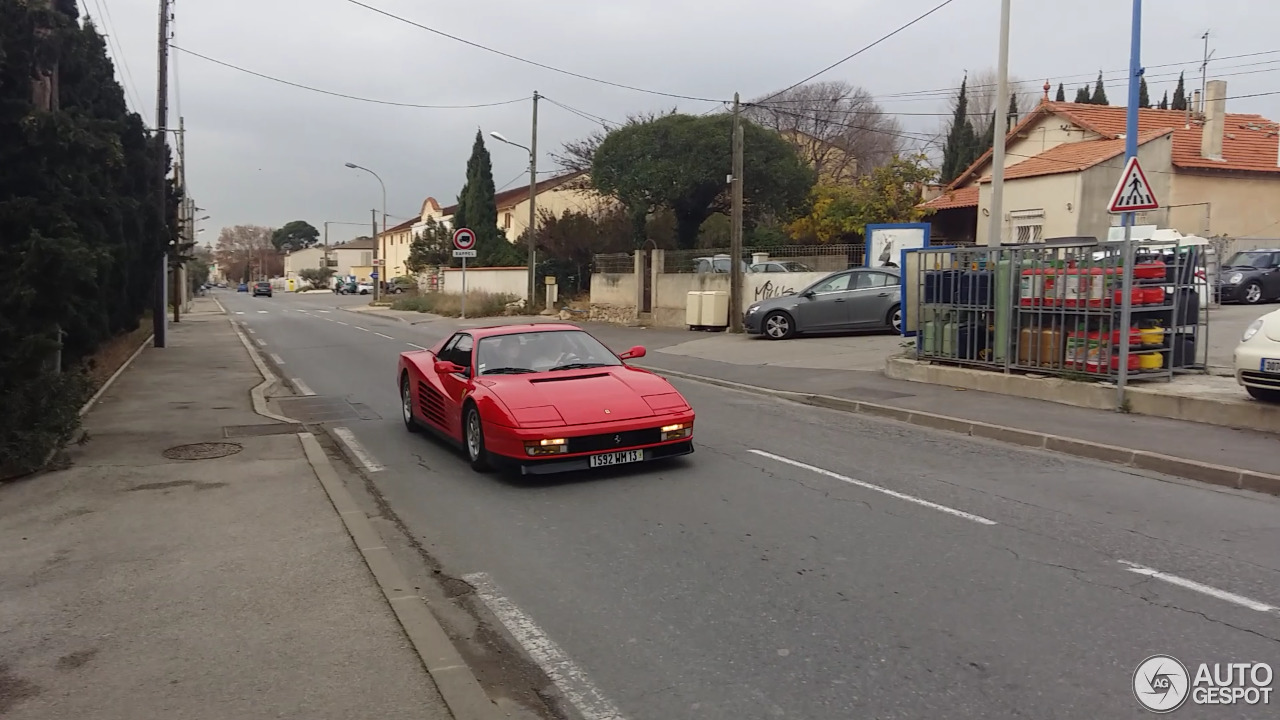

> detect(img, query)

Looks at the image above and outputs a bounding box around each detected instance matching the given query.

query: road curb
[299,432,502,720]
[79,332,154,417]
[637,364,1280,496]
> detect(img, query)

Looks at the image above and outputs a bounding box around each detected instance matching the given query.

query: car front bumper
[1234,341,1280,392]
[485,412,696,475]
[1216,283,1245,303]
[743,311,764,335]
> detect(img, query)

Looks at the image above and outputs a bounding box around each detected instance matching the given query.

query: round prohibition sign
[453,227,476,251]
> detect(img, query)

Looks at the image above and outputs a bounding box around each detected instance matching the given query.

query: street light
[490,131,538,308]
[345,162,387,302]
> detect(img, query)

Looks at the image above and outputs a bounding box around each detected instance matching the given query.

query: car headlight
[661,422,693,441]
[1228,272,1243,285]
[746,304,760,315]
[1243,318,1264,342]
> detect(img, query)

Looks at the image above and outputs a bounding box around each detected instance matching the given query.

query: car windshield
[475,330,623,375]
[1225,251,1272,268]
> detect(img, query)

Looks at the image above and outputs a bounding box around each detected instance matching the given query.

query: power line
[170,45,530,108]
[89,0,149,124]
[544,97,617,128]
[755,0,961,106]
[341,0,725,103]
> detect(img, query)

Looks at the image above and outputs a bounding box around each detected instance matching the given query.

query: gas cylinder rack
[913,239,1207,381]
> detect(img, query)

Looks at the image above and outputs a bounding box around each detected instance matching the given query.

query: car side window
[447,335,474,372]
[854,272,895,289]
[812,273,851,293]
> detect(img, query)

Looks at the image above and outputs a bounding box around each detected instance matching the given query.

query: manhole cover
[162,442,243,460]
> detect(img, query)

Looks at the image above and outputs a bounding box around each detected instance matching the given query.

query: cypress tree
[1055,83,1066,102]
[941,77,978,183]
[1139,77,1151,108]
[1171,72,1187,111]
[1158,90,1169,111]
[1092,72,1109,105]
[452,130,520,267]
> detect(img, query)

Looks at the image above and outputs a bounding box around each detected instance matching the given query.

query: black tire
[1246,386,1280,403]
[886,304,902,334]
[463,403,492,472]
[400,374,421,433]
[761,310,796,340]
[1242,281,1264,305]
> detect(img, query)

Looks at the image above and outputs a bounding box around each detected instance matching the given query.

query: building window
[504,212,512,229]
[1010,209,1045,244]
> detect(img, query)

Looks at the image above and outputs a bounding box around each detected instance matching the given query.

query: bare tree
[744,81,904,183]
[213,225,279,282]
[954,69,1035,140]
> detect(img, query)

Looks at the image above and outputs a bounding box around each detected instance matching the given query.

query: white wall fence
[438,266,527,297]
[589,249,832,327]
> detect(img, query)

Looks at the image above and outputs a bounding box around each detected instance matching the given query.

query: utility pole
[152,0,171,347]
[1117,0,1144,409]
[172,116,186,324]
[526,91,540,309]
[986,0,1012,247]
[1199,31,1213,110]
[371,209,378,296]
[729,92,745,334]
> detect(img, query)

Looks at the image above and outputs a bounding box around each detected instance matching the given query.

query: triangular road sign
[1107,156,1159,213]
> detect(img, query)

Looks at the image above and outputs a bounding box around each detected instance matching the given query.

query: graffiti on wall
[754,280,797,301]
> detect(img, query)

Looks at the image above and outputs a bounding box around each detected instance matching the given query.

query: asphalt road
[217,289,1280,720]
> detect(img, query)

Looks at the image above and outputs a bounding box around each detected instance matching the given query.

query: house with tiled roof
[418,170,612,243]
[919,80,1280,245]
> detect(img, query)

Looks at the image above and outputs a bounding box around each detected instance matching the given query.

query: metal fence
[661,244,864,273]
[591,252,635,274]
[908,239,1209,383]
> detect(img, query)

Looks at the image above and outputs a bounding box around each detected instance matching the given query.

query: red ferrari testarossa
[397,324,695,475]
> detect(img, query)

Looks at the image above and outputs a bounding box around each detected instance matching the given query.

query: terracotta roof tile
[429,170,587,219]
[979,128,1172,182]
[920,185,979,210]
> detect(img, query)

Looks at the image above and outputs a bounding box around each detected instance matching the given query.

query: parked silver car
[743,268,901,340]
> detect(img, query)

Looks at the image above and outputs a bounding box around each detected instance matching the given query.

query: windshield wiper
[482,367,537,375]
[548,362,611,372]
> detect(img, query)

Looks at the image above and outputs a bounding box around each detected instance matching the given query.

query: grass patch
[391,291,518,318]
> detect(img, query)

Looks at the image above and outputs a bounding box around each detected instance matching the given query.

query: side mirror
[801,290,816,299]
[619,346,647,360]
[434,360,464,375]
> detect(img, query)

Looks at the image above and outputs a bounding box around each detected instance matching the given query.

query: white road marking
[318,310,330,313]
[375,332,394,340]
[354,326,370,332]
[407,343,427,350]
[269,353,285,365]
[255,338,266,347]
[234,311,244,315]
[336,321,349,326]
[331,427,384,473]
[1119,561,1276,613]
[748,450,998,526]
[247,328,256,334]
[292,378,316,396]
[257,310,268,314]
[464,572,626,720]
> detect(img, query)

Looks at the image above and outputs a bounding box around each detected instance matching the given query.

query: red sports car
[397,324,695,475]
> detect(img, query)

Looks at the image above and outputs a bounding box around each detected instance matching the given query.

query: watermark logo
[1134,655,1189,713]
[1134,655,1273,713]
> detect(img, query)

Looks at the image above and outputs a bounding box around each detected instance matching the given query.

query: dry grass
[391,291,518,318]
[84,314,154,392]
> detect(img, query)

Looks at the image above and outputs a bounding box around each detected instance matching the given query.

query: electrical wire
[341,0,725,103]
[90,0,149,124]
[170,45,531,109]
[754,0,961,106]
[543,97,618,128]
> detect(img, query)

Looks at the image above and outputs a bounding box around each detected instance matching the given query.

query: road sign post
[1108,154,1159,409]
[453,228,477,319]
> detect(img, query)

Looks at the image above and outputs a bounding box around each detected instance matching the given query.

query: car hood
[1260,309,1280,343]
[485,366,683,426]
[747,294,802,314]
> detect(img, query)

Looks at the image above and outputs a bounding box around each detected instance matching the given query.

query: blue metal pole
[1117,0,1142,408]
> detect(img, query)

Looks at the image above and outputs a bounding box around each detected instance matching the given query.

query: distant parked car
[252,281,272,297]
[751,260,813,273]
[237,283,249,292]
[744,268,902,339]
[1217,249,1280,305]
[694,254,753,275]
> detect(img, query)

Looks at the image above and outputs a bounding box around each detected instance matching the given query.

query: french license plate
[589,450,644,468]
[1262,358,1280,374]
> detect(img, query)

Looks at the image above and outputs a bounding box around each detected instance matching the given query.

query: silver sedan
[743,268,902,340]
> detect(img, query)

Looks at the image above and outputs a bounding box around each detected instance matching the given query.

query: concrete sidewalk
[0,301,456,720]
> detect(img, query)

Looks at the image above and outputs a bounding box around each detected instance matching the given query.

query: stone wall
[589,304,637,324]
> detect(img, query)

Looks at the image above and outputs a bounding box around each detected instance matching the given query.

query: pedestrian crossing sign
[1107,156,1159,213]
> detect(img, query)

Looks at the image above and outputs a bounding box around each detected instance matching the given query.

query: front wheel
[463,404,492,472]
[887,304,902,334]
[762,311,795,340]
[1243,281,1264,305]
[401,375,420,433]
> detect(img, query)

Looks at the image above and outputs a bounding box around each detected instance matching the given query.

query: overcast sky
[91,0,1280,245]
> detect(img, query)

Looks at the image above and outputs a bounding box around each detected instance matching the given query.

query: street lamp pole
[986,0,1012,247]
[490,96,540,310]
[345,162,386,302]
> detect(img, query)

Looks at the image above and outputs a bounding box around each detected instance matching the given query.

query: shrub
[390,291,518,318]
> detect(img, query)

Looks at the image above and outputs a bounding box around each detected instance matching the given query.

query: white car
[1234,308,1280,402]
[356,282,374,295]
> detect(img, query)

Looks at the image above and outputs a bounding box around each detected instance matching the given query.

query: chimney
[1201,80,1227,161]
[1192,89,1202,116]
